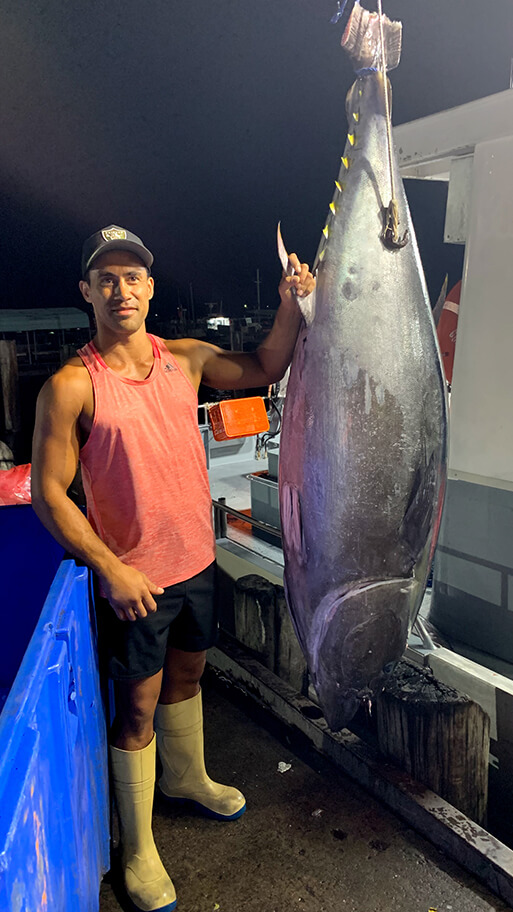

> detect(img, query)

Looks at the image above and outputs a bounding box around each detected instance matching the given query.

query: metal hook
[330,0,349,25]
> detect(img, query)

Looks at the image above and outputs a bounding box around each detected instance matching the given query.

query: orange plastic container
[208,396,269,441]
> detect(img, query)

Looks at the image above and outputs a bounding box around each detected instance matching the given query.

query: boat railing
[212,497,282,542]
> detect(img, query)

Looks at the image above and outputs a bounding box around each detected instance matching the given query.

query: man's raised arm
[197,253,315,391]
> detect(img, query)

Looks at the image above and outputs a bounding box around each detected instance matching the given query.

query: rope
[377,0,395,202]
[377,0,408,249]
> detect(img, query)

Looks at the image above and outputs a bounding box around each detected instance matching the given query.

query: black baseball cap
[81,225,154,277]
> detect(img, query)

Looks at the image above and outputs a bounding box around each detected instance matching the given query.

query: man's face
[79,250,154,336]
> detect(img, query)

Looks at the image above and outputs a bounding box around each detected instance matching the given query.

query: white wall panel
[449,135,513,483]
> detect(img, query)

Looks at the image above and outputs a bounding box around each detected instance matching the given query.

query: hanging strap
[377,0,408,249]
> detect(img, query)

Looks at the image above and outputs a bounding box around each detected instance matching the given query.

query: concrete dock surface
[100,677,511,912]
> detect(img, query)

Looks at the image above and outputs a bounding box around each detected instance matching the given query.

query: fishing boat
[2,84,513,910]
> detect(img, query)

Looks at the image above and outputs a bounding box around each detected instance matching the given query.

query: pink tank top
[77,335,215,588]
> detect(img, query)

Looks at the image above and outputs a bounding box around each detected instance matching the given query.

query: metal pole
[212,498,281,540]
[219,496,227,537]
[189,282,195,325]
[214,503,221,539]
[214,496,228,539]
[412,616,437,652]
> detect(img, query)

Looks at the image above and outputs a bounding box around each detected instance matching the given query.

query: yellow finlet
[348,134,355,146]
[323,225,329,239]
[341,156,350,169]
[352,111,360,123]
[318,247,326,262]
[329,201,336,215]
[334,180,342,192]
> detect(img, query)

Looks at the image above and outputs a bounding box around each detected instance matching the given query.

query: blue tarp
[0,506,110,911]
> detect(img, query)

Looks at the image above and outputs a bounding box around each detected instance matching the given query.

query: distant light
[244,304,247,309]
[207,317,230,329]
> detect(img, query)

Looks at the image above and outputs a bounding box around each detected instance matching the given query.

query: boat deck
[99,433,513,910]
[99,677,509,912]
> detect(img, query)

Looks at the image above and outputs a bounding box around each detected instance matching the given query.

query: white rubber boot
[155,691,246,821]
[110,735,177,912]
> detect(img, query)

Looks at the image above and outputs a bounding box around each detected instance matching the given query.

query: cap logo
[102,228,127,241]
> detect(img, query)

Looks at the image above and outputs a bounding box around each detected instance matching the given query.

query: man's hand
[99,562,165,622]
[278,253,316,306]
[173,250,315,393]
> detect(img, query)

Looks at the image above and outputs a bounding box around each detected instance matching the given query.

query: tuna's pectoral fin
[432,273,449,327]
[400,452,438,565]
[280,482,307,567]
[276,222,315,326]
[309,577,419,732]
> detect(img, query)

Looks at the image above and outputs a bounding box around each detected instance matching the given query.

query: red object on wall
[437,279,461,386]
[0,464,31,505]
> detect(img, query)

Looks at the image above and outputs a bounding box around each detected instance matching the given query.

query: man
[31,225,314,912]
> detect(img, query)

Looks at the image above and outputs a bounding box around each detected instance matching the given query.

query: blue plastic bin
[0,506,110,911]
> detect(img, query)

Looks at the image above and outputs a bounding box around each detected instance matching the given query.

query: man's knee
[159,648,207,701]
[112,674,162,746]
[168,649,206,684]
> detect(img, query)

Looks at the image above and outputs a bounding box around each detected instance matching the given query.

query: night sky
[1,0,512,318]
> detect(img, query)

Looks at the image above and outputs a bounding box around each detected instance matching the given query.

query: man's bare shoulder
[38,357,91,410]
[64,353,87,369]
[163,338,217,356]
[163,337,222,371]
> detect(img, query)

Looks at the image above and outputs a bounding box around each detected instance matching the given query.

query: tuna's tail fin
[341,1,402,73]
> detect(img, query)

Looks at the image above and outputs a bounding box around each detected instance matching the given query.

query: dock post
[376,659,490,824]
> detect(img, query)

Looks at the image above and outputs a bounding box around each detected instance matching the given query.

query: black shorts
[95,561,219,681]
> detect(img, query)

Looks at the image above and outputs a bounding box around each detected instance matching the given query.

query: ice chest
[208,396,269,441]
[0,505,110,912]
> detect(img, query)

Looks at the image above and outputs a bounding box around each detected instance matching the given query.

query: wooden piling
[274,585,308,695]
[376,659,490,824]
[232,574,307,694]
[233,575,276,672]
[0,341,19,436]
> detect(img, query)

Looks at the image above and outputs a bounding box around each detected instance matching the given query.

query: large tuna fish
[278,2,448,731]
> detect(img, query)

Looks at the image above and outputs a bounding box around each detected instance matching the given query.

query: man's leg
[159,646,207,704]
[112,671,163,748]
[155,646,246,820]
[110,673,176,912]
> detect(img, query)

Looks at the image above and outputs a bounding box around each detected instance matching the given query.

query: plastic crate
[208,396,269,441]
[0,505,64,691]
